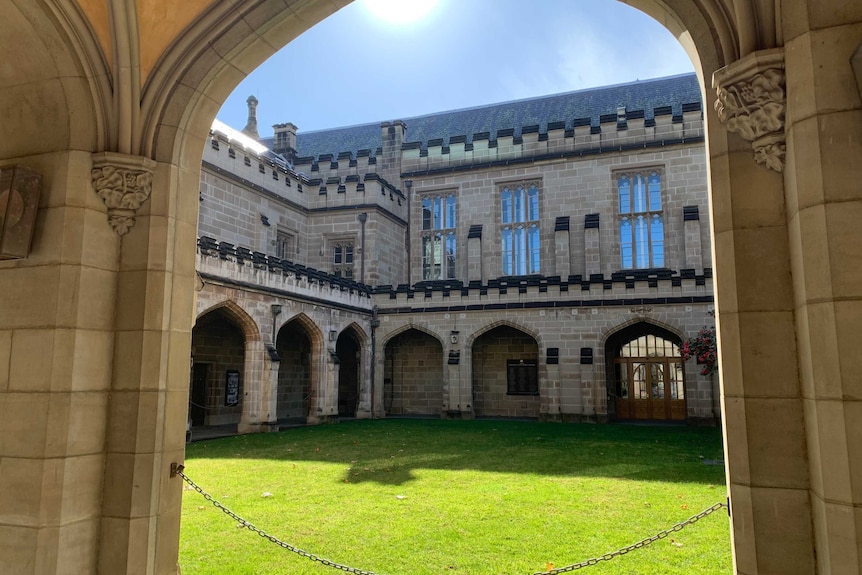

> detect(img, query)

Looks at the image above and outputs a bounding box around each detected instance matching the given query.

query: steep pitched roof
[265,73,702,159]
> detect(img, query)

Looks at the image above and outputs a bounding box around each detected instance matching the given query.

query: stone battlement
[196,236,374,312]
[401,102,704,175]
[373,268,713,313]
[206,127,310,207]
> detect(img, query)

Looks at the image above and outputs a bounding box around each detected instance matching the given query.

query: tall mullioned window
[421,194,457,280]
[332,241,354,279]
[618,170,664,269]
[500,182,540,275]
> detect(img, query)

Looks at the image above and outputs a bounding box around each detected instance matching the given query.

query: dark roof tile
[265,73,701,158]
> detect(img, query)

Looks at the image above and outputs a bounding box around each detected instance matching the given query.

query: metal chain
[176,465,381,575]
[532,501,728,574]
[175,464,727,575]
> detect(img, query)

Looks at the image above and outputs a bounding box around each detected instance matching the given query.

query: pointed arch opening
[605,322,686,422]
[383,327,445,416]
[336,325,363,418]
[275,313,323,424]
[472,324,540,419]
[190,306,249,428]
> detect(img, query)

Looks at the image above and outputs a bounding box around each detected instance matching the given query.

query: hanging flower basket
[681,326,717,376]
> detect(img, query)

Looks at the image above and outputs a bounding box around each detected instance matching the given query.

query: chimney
[379,120,406,181]
[273,122,298,161]
[242,95,260,140]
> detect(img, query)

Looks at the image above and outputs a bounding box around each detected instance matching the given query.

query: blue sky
[217,0,694,136]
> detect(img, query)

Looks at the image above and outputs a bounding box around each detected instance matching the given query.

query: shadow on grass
[184,419,725,486]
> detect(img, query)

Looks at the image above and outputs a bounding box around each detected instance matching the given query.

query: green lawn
[179,419,731,575]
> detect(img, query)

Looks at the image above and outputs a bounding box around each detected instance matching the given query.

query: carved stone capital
[91,152,157,236]
[713,48,786,172]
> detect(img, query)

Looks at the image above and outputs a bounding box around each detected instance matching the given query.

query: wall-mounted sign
[0,165,41,260]
[225,370,240,406]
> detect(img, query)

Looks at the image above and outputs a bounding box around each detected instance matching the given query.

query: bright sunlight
[360,0,441,25]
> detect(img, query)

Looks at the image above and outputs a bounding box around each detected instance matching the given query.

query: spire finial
[242,95,259,139]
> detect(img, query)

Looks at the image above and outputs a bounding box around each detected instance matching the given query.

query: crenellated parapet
[197,235,374,311]
[401,102,704,175]
[373,268,713,314]
[204,123,310,207]
[293,149,406,211]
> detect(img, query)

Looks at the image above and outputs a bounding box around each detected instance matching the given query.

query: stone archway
[383,327,446,416]
[471,324,541,418]
[1,1,859,574]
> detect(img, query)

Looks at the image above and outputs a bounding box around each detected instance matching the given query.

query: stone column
[309,352,339,424]
[265,350,280,428]
[371,327,386,417]
[356,337,373,419]
[238,339,275,433]
[0,151,121,575]
[579,361,596,420]
[96,154,197,575]
[467,225,482,283]
[554,217,571,278]
[584,214,600,277]
[713,48,813,575]
[445,338,472,418]
[683,206,703,270]
[542,347,561,421]
[781,17,862,574]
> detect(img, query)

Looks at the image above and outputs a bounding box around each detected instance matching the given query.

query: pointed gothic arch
[604,321,687,422]
[383,325,446,416]
[471,322,541,419]
[0,0,855,573]
[381,322,445,349]
[275,312,325,423]
[468,319,542,348]
[196,299,261,342]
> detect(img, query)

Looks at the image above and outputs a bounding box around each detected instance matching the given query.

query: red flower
[681,326,718,375]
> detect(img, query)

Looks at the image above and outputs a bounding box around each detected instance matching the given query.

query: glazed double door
[613,358,686,421]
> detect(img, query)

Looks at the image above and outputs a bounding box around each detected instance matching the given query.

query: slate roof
[262,73,702,160]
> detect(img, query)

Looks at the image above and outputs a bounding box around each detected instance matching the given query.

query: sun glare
[361,0,440,25]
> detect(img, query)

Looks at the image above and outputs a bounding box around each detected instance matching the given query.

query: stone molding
[91,152,157,236]
[713,48,786,172]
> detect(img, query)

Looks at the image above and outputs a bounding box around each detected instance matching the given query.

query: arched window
[606,323,685,421]
[500,182,540,275]
[617,170,664,269]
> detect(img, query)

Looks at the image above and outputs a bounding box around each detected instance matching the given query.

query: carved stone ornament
[713,48,786,172]
[91,152,157,236]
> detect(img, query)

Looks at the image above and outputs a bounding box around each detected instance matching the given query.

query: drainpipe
[404,179,412,286]
[357,212,367,284]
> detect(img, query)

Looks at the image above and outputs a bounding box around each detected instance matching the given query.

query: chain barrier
[532,501,728,574]
[174,464,728,575]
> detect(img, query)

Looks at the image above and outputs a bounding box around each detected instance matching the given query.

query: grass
[179,419,731,575]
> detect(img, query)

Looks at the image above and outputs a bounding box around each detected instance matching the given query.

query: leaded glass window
[420,193,457,279]
[500,182,540,275]
[618,170,664,269]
